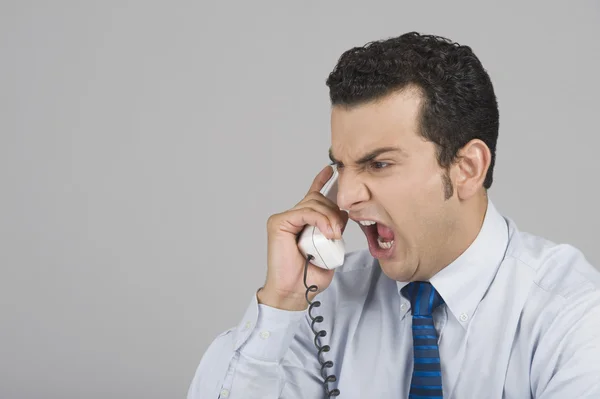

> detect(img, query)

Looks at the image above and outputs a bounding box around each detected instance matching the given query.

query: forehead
[330,88,423,160]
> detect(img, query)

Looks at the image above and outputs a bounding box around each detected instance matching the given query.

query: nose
[336,171,369,211]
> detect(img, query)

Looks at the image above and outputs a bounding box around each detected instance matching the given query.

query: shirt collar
[396,197,509,329]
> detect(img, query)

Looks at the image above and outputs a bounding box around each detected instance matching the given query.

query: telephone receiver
[297,165,346,270]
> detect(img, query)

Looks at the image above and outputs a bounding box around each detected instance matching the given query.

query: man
[187,32,600,398]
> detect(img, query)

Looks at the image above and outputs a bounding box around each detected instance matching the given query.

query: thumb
[339,209,350,234]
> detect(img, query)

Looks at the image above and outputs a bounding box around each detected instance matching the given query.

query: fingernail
[335,224,342,237]
[327,225,334,234]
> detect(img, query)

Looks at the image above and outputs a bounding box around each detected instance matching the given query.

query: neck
[421,192,489,280]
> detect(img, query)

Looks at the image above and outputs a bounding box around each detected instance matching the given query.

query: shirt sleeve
[186,289,328,399]
[531,290,600,398]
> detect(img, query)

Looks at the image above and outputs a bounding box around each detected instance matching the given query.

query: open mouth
[357,220,395,259]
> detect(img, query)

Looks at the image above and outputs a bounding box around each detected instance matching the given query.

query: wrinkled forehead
[329,89,424,163]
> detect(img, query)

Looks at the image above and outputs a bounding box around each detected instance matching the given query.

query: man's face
[330,88,460,281]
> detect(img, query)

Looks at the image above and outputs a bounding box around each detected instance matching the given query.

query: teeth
[359,220,376,226]
[377,236,394,249]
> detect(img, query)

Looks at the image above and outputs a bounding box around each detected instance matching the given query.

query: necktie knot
[401,281,444,316]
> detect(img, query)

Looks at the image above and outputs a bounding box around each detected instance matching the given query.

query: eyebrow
[328,146,404,165]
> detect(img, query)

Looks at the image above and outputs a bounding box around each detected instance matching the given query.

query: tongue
[376,223,394,240]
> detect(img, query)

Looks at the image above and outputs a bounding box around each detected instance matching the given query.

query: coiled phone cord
[303,254,341,397]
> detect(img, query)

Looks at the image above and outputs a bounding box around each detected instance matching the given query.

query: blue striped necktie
[401,281,445,399]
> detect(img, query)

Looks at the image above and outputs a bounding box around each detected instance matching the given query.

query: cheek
[410,161,448,201]
[394,167,445,206]
[375,177,426,226]
[383,172,447,228]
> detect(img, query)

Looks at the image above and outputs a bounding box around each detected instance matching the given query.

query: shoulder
[315,248,388,303]
[503,217,600,336]
[336,248,378,273]
[502,217,600,394]
[329,248,381,289]
[505,216,600,300]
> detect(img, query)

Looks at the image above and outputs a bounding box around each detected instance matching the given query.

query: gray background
[1,1,599,398]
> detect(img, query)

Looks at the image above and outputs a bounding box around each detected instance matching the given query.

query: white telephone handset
[297,165,346,270]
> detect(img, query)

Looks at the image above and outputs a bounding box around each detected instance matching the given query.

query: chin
[377,259,410,282]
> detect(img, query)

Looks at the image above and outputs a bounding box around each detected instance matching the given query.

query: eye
[370,161,388,170]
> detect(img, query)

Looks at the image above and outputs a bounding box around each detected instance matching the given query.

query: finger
[338,210,350,234]
[301,193,348,236]
[280,207,339,239]
[306,165,334,195]
[293,200,345,238]
[296,190,339,211]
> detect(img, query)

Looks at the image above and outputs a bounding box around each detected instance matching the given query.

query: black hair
[326,32,499,189]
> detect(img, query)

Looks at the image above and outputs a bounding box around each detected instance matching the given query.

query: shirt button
[400,303,407,311]
[243,321,252,330]
[259,330,270,339]
[459,313,468,322]
[220,388,230,397]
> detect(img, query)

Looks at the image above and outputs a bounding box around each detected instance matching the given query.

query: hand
[258,165,348,311]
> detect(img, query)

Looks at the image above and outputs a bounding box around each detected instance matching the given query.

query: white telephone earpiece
[297,165,346,270]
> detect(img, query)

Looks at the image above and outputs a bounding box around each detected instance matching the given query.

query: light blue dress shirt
[187,199,600,398]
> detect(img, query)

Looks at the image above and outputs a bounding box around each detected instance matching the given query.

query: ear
[453,139,491,200]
